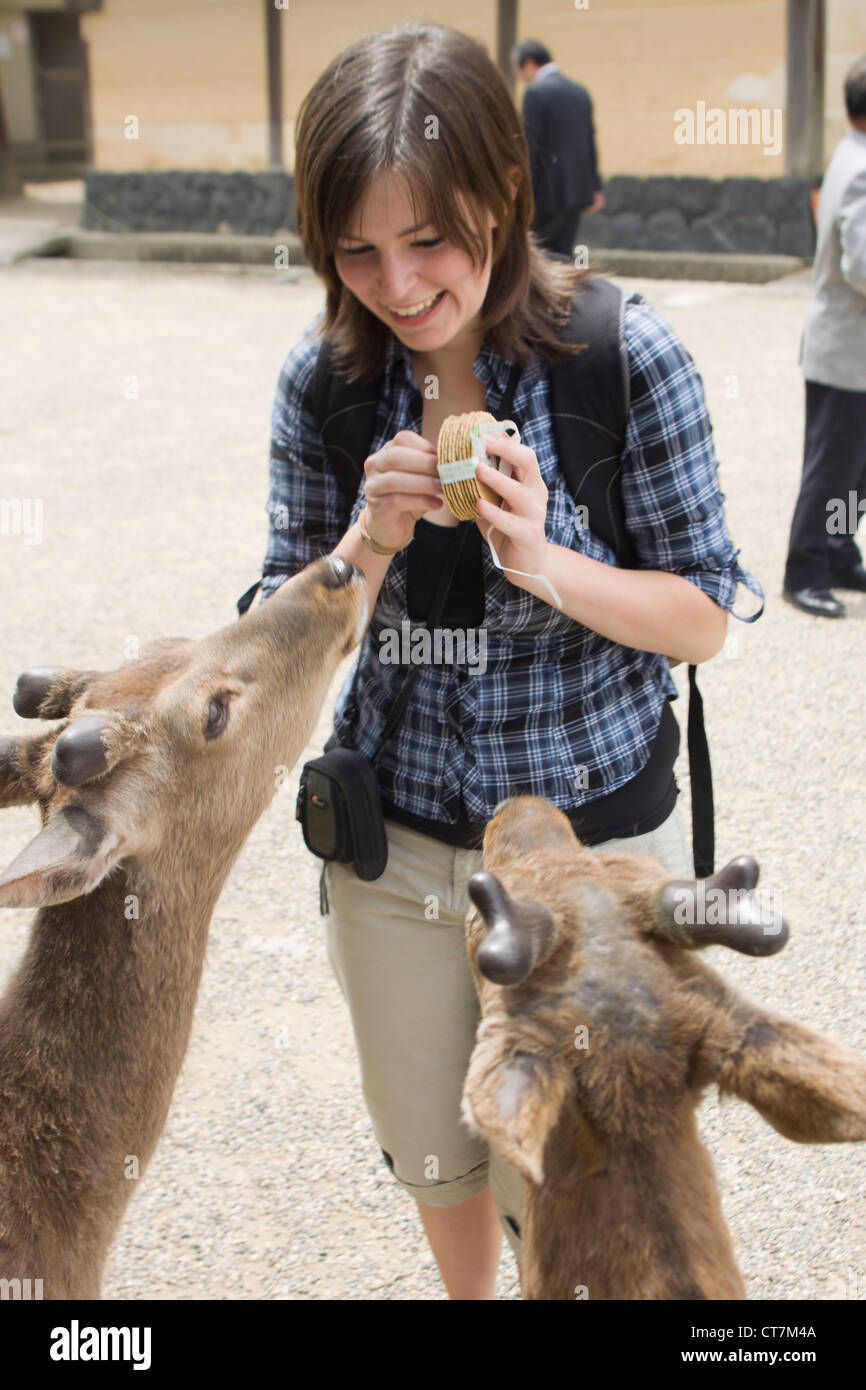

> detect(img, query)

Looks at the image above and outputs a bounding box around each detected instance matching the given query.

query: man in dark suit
[513,38,604,257]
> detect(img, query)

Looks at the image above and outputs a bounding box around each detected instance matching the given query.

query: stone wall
[581,175,820,257]
[83,170,820,260]
[82,171,295,235]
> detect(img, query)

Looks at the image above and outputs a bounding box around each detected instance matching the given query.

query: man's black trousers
[784,379,866,590]
[533,206,582,258]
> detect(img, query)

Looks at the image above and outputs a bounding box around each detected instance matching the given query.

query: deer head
[0,557,367,909]
[463,796,866,1189]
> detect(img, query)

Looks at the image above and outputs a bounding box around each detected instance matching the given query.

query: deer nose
[322,556,362,589]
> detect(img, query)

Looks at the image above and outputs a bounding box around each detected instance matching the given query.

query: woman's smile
[383,289,447,326]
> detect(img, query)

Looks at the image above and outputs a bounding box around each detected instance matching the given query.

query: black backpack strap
[687,664,714,877]
[305,341,384,514]
[237,578,261,616]
[549,272,714,874]
[549,275,639,566]
[237,343,383,618]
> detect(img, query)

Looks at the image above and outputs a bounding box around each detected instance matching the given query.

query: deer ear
[716,1013,866,1144]
[462,1046,570,1185]
[0,805,121,908]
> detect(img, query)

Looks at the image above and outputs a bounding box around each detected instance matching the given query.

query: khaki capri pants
[324,804,693,1256]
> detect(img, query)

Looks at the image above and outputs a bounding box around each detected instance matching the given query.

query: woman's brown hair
[294,23,591,382]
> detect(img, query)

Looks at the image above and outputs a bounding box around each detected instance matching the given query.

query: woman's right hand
[362,430,445,551]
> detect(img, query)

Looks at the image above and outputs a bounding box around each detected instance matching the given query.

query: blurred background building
[1,0,863,255]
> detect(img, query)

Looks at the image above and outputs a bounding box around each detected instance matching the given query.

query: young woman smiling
[257,23,763,1299]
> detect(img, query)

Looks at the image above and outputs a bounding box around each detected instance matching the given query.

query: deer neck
[0,823,246,1296]
[520,1106,745,1301]
[2,838,238,1168]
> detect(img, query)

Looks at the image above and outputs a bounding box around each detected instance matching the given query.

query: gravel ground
[0,256,863,1302]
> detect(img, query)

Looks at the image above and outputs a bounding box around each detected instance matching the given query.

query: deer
[461,795,866,1300]
[0,555,366,1299]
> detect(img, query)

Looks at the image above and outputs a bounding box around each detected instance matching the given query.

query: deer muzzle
[320,556,363,589]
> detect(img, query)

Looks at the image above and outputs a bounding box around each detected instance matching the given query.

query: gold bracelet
[358,507,406,555]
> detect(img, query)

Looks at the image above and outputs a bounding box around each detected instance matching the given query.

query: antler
[651,856,789,957]
[50,713,148,787]
[13,667,104,720]
[4,667,146,804]
[468,871,557,985]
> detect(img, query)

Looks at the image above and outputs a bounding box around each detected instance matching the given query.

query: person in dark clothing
[782,56,866,618]
[513,38,604,256]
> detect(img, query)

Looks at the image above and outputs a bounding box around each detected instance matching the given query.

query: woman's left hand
[474,433,550,582]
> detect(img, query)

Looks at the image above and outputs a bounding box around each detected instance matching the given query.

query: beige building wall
[520,0,787,178]
[521,0,865,178]
[83,0,496,172]
[282,1,496,175]
[81,0,269,171]
[73,0,866,176]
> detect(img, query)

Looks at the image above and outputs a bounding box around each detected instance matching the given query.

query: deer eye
[204,693,230,740]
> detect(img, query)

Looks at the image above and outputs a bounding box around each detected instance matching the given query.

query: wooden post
[786,0,825,176]
[0,73,23,196]
[265,0,284,170]
[497,0,518,95]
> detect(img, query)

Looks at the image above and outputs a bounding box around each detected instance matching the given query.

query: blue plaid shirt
[261,293,764,826]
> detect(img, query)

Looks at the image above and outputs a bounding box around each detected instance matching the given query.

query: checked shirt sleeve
[620,295,764,623]
[259,318,350,601]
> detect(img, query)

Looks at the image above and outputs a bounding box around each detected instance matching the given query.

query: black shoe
[782,586,846,618]
[827,563,866,592]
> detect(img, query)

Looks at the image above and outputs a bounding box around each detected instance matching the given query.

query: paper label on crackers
[437,457,478,483]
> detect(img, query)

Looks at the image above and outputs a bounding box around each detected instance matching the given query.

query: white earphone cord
[485,531,563,611]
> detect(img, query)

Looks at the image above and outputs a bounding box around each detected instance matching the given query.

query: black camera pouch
[295,748,388,881]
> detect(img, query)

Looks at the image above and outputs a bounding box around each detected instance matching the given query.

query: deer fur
[462,796,866,1300]
[0,556,366,1299]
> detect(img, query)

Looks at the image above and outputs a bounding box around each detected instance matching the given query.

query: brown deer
[462,795,866,1300]
[0,556,366,1299]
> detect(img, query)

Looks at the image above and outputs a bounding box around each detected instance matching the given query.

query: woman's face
[333,170,496,356]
